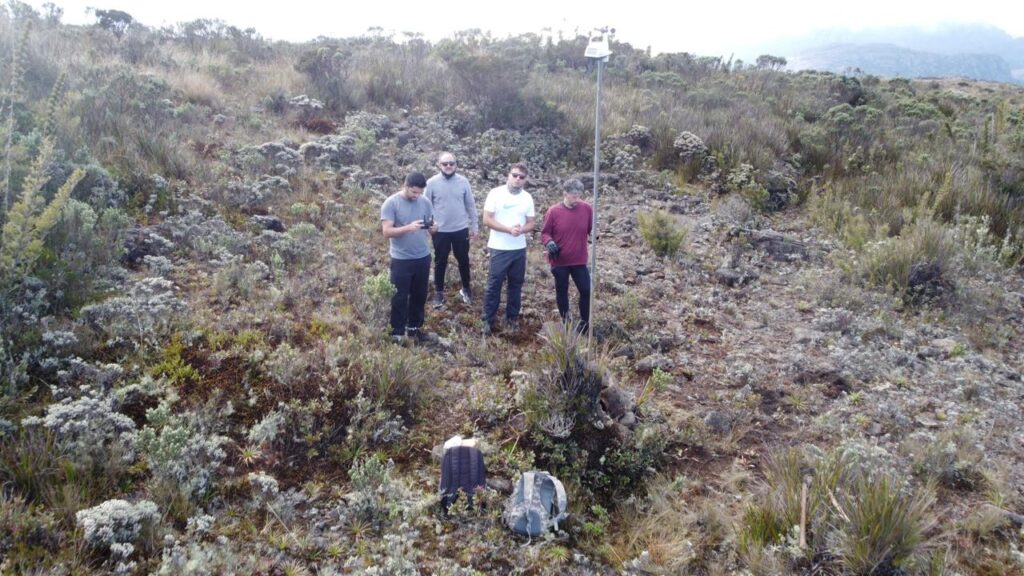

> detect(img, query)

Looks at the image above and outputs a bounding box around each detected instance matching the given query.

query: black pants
[389,255,431,336]
[551,265,591,332]
[433,228,471,294]
[483,248,526,325]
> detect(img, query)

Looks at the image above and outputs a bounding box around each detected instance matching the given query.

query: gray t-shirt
[381,192,433,260]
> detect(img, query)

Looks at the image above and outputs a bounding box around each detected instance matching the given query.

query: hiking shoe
[506,318,520,333]
[432,293,445,309]
[459,288,472,305]
[390,334,407,345]
[407,328,431,344]
[482,322,495,336]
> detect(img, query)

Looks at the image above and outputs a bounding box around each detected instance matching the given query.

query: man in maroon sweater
[541,178,593,334]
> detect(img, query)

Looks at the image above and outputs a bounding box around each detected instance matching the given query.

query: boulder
[251,215,285,233]
[637,353,674,372]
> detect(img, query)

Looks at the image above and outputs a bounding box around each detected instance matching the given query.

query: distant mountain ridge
[759,24,1024,84]
[787,42,1018,84]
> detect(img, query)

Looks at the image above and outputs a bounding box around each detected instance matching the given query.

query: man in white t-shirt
[481,162,535,334]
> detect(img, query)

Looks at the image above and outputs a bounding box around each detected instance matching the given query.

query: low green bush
[638,209,688,258]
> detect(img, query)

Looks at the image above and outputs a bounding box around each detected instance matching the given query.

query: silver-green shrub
[135,403,228,502]
[22,384,136,468]
[76,498,159,573]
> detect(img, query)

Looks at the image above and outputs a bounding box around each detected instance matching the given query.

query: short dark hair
[510,162,528,176]
[405,172,427,188]
[562,178,585,194]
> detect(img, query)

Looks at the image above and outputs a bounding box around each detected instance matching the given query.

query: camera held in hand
[421,215,434,229]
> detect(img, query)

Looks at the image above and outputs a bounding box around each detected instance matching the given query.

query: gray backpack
[503,471,568,537]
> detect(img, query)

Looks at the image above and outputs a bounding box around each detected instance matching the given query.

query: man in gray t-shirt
[381,173,437,342]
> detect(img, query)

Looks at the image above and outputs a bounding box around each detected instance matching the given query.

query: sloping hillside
[2,7,1024,575]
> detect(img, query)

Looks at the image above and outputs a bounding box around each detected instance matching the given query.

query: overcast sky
[27,0,1024,59]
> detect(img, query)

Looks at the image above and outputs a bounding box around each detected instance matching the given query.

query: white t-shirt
[483,185,535,250]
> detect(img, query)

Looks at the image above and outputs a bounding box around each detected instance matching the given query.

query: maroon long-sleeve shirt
[541,201,593,267]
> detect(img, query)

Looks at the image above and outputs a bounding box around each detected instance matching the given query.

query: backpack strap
[550,476,568,529]
[522,472,537,536]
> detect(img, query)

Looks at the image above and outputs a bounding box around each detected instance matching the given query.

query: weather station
[584,27,612,350]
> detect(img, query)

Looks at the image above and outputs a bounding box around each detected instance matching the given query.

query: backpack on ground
[503,471,568,537]
[439,444,487,513]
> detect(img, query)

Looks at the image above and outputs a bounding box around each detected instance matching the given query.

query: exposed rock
[716,267,758,287]
[361,174,394,190]
[703,411,733,435]
[609,422,632,442]
[931,338,961,357]
[299,134,357,168]
[906,261,951,303]
[728,227,808,260]
[794,360,843,385]
[599,386,633,421]
[250,215,285,233]
[570,172,621,189]
[619,412,637,428]
[761,165,799,211]
[486,477,513,494]
[793,328,826,345]
[636,354,674,372]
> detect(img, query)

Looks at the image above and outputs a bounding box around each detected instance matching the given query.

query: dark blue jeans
[551,265,591,332]
[390,255,431,336]
[483,248,526,325]
[433,228,471,294]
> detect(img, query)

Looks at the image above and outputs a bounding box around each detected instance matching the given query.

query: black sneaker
[506,318,520,333]
[407,328,431,344]
[482,322,495,336]
[432,293,444,309]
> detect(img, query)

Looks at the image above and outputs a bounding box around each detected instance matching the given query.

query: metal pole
[588,57,603,352]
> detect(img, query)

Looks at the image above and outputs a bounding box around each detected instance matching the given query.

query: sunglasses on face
[510,173,527,179]
[440,161,456,167]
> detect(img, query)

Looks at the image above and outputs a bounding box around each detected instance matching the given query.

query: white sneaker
[459,288,472,305]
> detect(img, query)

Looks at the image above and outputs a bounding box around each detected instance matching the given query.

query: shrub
[76,498,159,571]
[79,277,186,348]
[135,402,228,503]
[24,385,136,470]
[858,218,957,304]
[0,144,85,286]
[906,430,986,491]
[638,209,688,258]
[345,454,416,532]
[361,271,396,329]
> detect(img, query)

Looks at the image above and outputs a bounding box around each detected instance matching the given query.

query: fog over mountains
[755,24,1024,84]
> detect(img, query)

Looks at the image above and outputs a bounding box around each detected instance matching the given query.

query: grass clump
[739,444,940,575]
